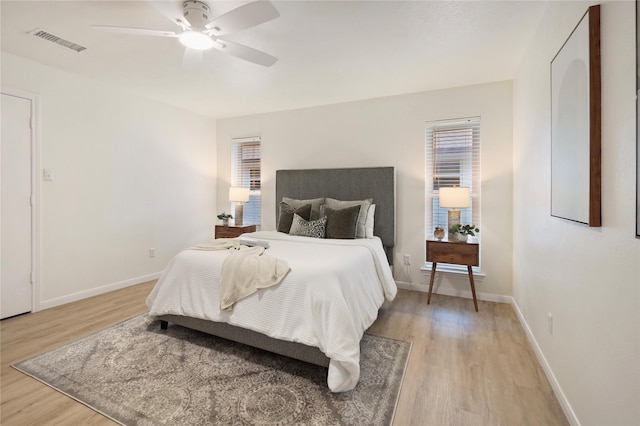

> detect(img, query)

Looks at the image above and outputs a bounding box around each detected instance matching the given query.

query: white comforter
[146,231,397,392]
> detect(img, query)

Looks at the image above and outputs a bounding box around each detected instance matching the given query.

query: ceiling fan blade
[92,25,177,37]
[182,48,204,70]
[205,1,279,36]
[215,39,278,67]
[147,0,190,28]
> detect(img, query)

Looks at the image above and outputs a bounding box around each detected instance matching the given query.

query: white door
[1,93,33,319]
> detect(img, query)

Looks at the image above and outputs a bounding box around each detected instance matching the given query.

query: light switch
[43,168,54,181]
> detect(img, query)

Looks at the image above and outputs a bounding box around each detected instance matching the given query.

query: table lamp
[439,186,470,234]
[229,187,250,226]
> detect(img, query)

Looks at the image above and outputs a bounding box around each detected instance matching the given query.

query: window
[231,137,261,227]
[425,117,481,268]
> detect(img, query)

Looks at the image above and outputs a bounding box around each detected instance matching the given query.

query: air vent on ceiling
[28,29,87,53]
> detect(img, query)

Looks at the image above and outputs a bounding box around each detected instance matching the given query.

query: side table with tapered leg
[426,239,480,311]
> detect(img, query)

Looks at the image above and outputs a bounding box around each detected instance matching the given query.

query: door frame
[1,87,41,313]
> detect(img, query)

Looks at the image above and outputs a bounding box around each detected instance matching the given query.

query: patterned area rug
[13,315,410,425]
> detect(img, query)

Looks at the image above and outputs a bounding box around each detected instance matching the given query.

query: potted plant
[448,223,479,242]
[217,212,233,226]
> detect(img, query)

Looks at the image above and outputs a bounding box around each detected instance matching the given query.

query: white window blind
[231,137,261,227]
[425,117,481,265]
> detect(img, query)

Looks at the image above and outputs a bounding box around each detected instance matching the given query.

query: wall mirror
[551,5,601,227]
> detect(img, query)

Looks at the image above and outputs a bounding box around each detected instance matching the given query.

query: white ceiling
[1,0,548,119]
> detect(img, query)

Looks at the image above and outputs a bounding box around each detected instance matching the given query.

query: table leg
[427,262,437,304]
[467,265,478,312]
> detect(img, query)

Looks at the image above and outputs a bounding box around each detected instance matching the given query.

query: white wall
[1,52,217,308]
[216,81,514,299]
[513,1,640,424]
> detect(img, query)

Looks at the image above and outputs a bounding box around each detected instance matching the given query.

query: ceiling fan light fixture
[179,30,213,50]
[95,0,279,66]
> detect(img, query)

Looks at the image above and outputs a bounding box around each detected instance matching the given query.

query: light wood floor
[1,282,568,425]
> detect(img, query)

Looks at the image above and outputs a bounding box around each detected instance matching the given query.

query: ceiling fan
[93,0,280,67]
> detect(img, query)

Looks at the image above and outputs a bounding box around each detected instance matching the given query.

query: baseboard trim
[395,281,511,304]
[509,297,580,426]
[39,272,163,311]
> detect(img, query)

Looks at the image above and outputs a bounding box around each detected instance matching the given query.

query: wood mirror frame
[551,5,601,227]
[636,0,640,238]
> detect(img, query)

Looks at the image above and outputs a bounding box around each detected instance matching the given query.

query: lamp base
[447,209,460,234]
[234,204,244,226]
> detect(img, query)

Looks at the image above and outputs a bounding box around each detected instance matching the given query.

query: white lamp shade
[439,187,470,208]
[229,186,250,203]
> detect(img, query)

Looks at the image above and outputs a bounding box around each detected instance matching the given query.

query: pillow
[325,205,360,239]
[289,214,326,238]
[283,197,324,220]
[277,202,312,233]
[324,198,373,238]
[365,204,375,238]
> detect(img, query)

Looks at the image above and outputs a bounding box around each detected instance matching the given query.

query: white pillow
[365,204,375,238]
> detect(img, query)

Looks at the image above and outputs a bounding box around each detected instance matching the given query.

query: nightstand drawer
[426,240,479,266]
[215,225,256,239]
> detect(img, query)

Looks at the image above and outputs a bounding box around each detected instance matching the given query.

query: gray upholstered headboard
[276,167,396,264]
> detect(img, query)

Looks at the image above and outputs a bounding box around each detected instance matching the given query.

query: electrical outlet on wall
[43,168,54,181]
[403,254,411,265]
[149,248,156,258]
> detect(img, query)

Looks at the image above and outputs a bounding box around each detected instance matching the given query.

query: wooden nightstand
[215,224,256,239]
[426,239,480,311]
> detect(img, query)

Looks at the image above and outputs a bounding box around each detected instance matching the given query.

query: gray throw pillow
[277,202,312,233]
[289,214,326,238]
[324,198,372,238]
[282,197,325,220]
[325,206,360,239]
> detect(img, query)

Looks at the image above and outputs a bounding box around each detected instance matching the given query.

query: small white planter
[452,233,468,242]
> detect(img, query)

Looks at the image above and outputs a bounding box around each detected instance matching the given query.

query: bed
[146,167,396,392]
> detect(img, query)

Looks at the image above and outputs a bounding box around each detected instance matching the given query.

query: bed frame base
[155,315,330,368]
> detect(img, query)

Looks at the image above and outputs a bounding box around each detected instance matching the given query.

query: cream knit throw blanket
[190,239,290,310]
